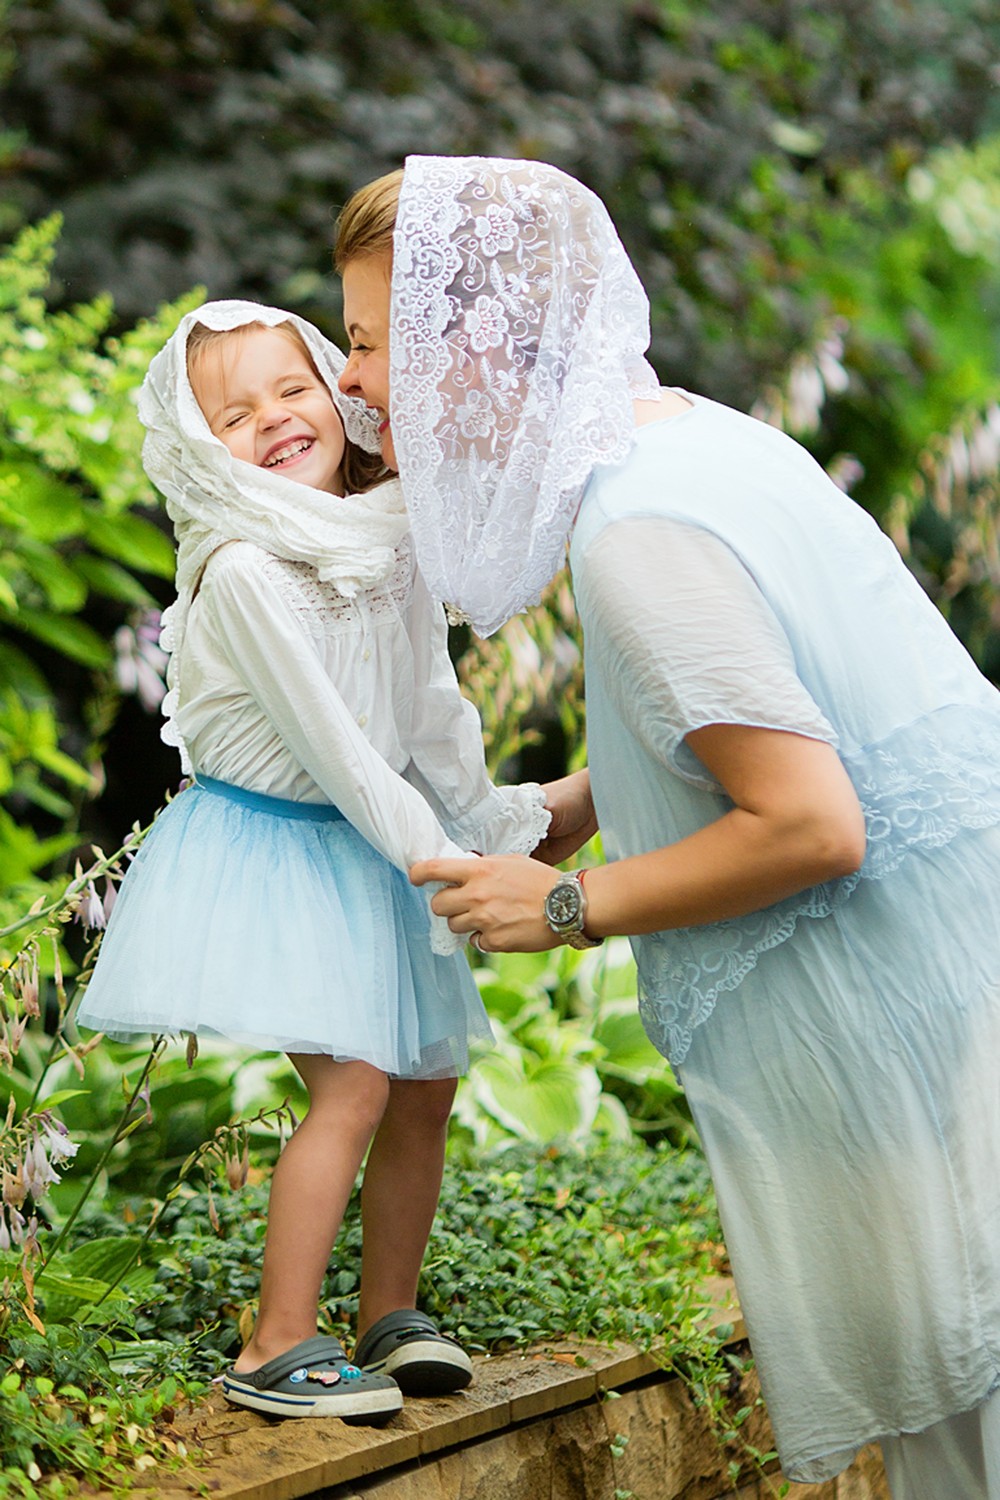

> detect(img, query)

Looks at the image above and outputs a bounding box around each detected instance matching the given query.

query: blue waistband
[195,775,346,822]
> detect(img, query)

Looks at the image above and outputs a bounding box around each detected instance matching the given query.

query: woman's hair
[333,169,403,271]
[186,320,386,494]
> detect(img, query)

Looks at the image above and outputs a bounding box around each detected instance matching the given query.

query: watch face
[545,882,582,928]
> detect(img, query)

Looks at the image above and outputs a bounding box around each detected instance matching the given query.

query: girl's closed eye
[191,324,348,494]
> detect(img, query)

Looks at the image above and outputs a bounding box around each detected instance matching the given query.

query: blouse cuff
[446,784,551,856]
[425,852,481,957]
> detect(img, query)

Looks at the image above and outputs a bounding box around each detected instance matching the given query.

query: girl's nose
[259,401,292,430]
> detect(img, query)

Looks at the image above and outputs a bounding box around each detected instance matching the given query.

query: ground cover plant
[0,949,724,1497]
[0,8,999,1497]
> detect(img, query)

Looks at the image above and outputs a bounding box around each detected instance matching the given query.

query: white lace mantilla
[392,156,660,637]
[141,301,409,775]
[637,703,1000,1066]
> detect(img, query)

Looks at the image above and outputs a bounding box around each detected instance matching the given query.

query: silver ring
[470,930,487,954]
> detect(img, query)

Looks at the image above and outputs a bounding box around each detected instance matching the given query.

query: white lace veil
[141,298,408,771]
[390,156,660,636]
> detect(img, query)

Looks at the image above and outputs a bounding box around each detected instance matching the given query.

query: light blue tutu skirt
[76,777,491,1078]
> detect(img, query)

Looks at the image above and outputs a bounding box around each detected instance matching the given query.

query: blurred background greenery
[0,6,999,1483]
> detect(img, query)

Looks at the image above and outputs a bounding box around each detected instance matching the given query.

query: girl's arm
[198,546,476,950]
[403,566,550,856]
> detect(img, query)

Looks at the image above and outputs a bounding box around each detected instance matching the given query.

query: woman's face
[339,255,395,471]
[191,326,347,494]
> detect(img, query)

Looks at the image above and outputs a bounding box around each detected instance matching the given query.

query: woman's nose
[338,357,360,398]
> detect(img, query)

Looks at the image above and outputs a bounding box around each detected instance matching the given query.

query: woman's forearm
[581,800,864,938]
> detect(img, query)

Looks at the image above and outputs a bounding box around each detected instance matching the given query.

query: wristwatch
[543,872,603,950]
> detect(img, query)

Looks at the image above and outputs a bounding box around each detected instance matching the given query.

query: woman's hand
[410,853,561,952]
[533,769,598,866]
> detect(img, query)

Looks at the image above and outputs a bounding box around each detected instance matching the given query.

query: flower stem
[36,1035,165,1280]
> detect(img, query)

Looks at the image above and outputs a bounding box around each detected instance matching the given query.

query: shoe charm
[306,1368,342,1386]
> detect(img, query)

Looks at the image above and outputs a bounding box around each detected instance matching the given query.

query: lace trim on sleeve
[636,701,1000,1066]
[445,783,551,855]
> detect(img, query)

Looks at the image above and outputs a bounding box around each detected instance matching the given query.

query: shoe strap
[355,1308,453,1366]
[247,1335,349,1389]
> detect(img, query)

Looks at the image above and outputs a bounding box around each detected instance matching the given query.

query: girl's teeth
[266,440,311,466]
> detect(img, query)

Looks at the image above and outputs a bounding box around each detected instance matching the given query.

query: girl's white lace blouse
[173,533,550,953]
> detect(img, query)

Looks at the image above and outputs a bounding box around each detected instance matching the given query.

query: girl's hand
[533,769,598,866]
[410,853,561,952]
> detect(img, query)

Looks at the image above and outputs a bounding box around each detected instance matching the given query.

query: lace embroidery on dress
[257,537,415,637]
[637,702,1000,1066]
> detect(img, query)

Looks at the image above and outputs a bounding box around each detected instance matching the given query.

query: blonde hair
[186,319,386,494]
[333,169,403,271]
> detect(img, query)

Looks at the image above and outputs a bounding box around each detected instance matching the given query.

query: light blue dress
[570,392,1000,1483]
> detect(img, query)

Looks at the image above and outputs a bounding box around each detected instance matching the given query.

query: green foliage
[0,214,196,908]
[455,940,693,1152]
[104,1137,719,1368]
[2,0,998,404]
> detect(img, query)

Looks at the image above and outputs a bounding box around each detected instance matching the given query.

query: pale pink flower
[24,1215,40,1258]
[114,610,168,713]
[22,1138,60,1200]
[3,1166,25,1209]
[102,876,118,922]
[75,881,107,932]
[0,1211,10,1252]
[17,955,40,1019]
[39,1116,79,1165]
[224,1139,249,1191]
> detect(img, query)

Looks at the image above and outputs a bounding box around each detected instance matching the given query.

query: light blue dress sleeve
[575,515,837,793]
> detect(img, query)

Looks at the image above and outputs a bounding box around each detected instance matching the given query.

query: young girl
[77,300,550,1423]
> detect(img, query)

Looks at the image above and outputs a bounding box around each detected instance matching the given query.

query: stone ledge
[91,1281,886,1500]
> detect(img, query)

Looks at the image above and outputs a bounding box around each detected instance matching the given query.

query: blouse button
[362,649,371,661]
[357,714,368,728]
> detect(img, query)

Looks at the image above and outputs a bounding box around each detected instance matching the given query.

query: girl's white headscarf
[390,156,660,637]
[140,298,408,772]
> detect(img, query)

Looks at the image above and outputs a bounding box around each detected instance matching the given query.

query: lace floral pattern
[392,156,660,637]
[638,704,1000,1066]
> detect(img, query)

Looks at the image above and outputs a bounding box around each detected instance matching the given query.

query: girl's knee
[292,1054,391,1132]
[386,1076,457,1133]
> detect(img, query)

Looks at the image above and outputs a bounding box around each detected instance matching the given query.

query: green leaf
[73,553,155,606]
[12,608,111,666]
[469,1053,602,1142]
[593,1002,680,1085]
[32,742,92,789]
[37,1089,91,1110]
[0,462,87,542]
[16,538,88,612]
[85,510,175,578]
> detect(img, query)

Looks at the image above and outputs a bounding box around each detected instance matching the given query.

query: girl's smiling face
[190,325,347,494]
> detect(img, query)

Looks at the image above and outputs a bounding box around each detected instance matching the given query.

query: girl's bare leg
[355,1076,457,1339]
[233,1055,390,1372]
